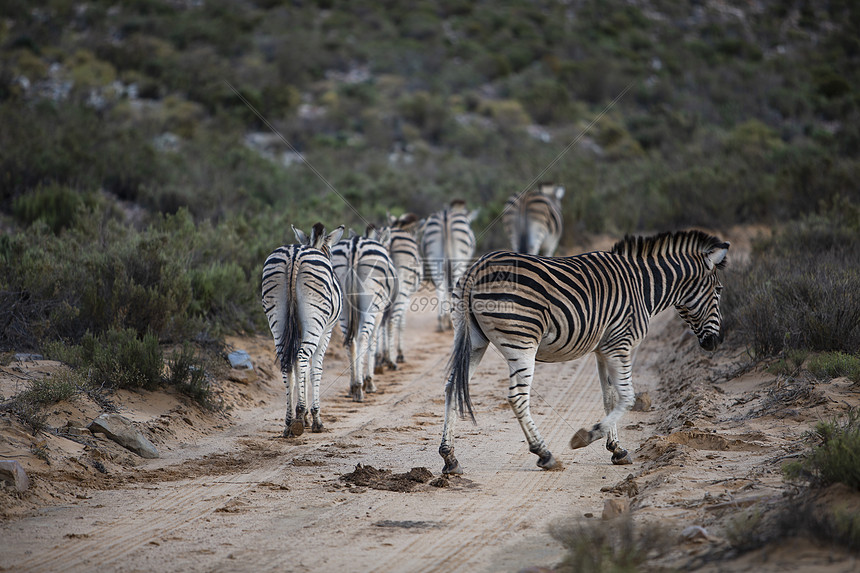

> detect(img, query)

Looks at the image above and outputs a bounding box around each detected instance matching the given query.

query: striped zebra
[439,230,729,474]
[383,213,424,365]
[331,230,398,402]
[420,200,479,331]
[502,182,565,256]
[261,223,344,437]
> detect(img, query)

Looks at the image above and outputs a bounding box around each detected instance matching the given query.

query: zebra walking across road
[502,182,565,256]
[331,230,398,402]
[261,223,344,437]
[379,213,424,367]
[439,230,729,474]
[420,200,479,331]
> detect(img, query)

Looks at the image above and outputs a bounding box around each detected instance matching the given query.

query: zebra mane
[611,230,728,269]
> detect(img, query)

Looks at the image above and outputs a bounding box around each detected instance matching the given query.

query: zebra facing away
[439,230,729,474]
[421,200,479,331]
[503,182,565,256]
[378,213,424,367]
[331,230,398,402]
[261,223,344,438]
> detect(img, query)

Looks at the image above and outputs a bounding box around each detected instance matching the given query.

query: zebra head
[292,223,344,258]
[675,240,730,352]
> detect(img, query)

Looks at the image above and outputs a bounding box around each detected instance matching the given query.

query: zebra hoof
[569,428,593,450]
[312,422,324,433]
[537,453,563,471]
[364,378,377,393]
[442,458,463,475]
[611,450,633,465]
[374,365,385,375]
[396,354,405,364]
[350,386,363,402]
[289,419,304,437]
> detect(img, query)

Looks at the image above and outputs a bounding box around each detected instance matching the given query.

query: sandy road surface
[1,304,672,573]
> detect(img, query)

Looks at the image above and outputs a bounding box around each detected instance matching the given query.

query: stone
[0,460,30,492]
[227,350,253,370]
[680,525,710,542]
[632,392,652,412]
[602,497,630,519]
[228,368,257,384]
[87,414,159,459]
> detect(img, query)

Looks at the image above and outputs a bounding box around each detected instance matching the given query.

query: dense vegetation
[1,1,858,389]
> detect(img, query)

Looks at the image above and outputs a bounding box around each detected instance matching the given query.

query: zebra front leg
[593,353,630,464]
[570,352,635,465]
[503,349,562,471]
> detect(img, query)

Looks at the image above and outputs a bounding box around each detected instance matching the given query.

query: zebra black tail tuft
[447,313,476,423]
[279,297,301,374]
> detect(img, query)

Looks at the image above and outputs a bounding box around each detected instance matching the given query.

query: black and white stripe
[261,223,344,437]
[420,200,479,331]
[439,230,729,474]
[383,213,424,365]
[331,231,398,402]
[502,182,565,256]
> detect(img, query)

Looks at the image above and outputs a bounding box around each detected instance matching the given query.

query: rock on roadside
[88,414,160,459]
[0,460,30,492]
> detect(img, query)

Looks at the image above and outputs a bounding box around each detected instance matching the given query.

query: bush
[550,516,669,573]
[167,343,217,409]
[723,204,860,357]
[808,352,860,383]
[46,328,163,391]
[784,409,860,491]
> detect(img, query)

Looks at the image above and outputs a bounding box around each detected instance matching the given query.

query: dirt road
[1,298,671,573]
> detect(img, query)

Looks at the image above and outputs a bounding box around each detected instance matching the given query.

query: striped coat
[331,231,398,402]
[382,213,424,366]
[420,200,479,331]
[261,223,344,437]
[502,183,565,256]
[439,230,729,474]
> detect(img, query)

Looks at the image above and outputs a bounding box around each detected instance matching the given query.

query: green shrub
[167,343,217,409]
[784,409,860,491]
[47,328,164,391]
[550,516,669,573]
[16,370,80,406]
[808,352,860,383]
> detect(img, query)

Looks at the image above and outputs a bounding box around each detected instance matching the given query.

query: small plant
[784,408,860,491]
[16,370,80,406]
[549,516,669,573]
[767,349,809,376]
[167,343,217,409]
[807,352,860,383]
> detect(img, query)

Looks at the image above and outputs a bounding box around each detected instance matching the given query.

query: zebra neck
[636,257,694,318]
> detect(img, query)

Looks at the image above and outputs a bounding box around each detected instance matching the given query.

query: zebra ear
[387,212,397,226]
[377,227,391,246]
[555,185,565,200]
[706,242,730,270]
[324,225,344,247]
[467,209,480,222]
[292,225,309,245]
[348,228,358,239]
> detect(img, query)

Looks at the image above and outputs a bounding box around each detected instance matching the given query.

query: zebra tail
[343,270,360,346]
[518,230,528,254]
[446,294,476,423]
[279,295,301,374]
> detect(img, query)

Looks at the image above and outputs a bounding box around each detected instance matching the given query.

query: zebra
[382,213,424,366]
[502,182,565,256]
[331,230,398,402]
[420,200,479,331]
[261,223,344,437]
[438,230,729,474]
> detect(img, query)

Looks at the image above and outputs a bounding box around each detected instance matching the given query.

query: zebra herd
[262,184,730,474]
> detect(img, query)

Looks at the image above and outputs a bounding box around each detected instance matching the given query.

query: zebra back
[331,234,398,345]
[421,201,478,293]
[502,183,564,255]
[388,214,423,296]
[261,223,343,372]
